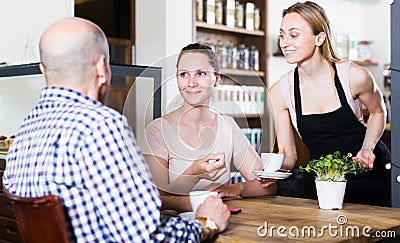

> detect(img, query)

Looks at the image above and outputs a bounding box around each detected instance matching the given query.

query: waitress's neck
[297,57,331,82]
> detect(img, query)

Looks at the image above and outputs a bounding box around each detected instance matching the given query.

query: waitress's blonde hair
[283,1,340,63]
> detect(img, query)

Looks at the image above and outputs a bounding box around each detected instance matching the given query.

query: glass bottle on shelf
[249,46,259,71]
[237,43,249,70]
[205,38,216,52]
[22,36,36,64]
[216,40,228,69]
[227,41,237,69]
[254,8,261,30]
[215,0,223,25]
[196,0,204,21]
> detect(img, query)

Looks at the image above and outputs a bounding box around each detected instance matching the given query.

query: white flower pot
[315,180,347,210]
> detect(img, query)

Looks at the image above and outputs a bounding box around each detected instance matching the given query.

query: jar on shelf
[226,0,236,28]
[245,2,255,31]
[334,33,349,59]
[0,135,6,149]
[249,46,259,71]
[216,40,228,69]
[215,0,223,25]
[205,0,216,25]
[348,37,358,61]
[196,0,204,21]
[358,40,372,62]
[227,41,237,69]
[254,8,261,30]
[235,2,244,28]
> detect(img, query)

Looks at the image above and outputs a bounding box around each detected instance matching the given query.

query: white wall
[0,0,73,136]
[0,0,74,64]
[267,0,391,90]
[135,0,193,148]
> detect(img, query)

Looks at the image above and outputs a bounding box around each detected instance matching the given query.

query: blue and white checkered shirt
[3,87,202,242]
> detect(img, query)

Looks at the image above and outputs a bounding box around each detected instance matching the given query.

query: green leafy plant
[299,151,363,181]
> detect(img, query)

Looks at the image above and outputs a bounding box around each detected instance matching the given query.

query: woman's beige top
[142,114,250,191]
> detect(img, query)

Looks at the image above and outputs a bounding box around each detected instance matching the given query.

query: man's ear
[315,32,326,47]
[95,55,107,86]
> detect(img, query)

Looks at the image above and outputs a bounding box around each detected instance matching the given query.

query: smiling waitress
[268,1,391,206]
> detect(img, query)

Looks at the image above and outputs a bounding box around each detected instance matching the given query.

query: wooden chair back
[2,188,69,243]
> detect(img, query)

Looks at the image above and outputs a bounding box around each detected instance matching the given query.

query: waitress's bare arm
[268,82,297,170]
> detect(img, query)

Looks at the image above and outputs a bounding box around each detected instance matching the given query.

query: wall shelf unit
[193,0,270,151]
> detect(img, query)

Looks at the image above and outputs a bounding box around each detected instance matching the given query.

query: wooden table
[216,196,400,242]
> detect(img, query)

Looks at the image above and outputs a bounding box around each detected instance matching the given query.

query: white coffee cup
[261,153,284,172]
[189,191,218,212]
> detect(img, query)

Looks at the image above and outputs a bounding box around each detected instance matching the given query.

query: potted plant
[300,151,363,210]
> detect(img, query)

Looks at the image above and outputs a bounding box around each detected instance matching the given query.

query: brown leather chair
[2,188,69,243]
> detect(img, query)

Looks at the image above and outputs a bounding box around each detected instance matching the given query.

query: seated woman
[143,43,276,212]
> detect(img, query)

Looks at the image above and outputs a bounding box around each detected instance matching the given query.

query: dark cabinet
[0,159,21,243]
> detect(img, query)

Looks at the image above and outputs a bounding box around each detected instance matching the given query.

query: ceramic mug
[261,153,284,172]
[189,191,218,212]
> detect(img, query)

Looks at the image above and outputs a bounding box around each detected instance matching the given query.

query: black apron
[277,63,391,207]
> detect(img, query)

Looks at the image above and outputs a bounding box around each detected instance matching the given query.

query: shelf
[270,55,379,67]
[227,114,261,119]
[74,0,96,4]
[196,21,265,37]
[0,63,41,78]
[220,68,264,78]
[353,61,378,66]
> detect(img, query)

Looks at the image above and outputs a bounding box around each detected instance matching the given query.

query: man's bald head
[39,17,109,85]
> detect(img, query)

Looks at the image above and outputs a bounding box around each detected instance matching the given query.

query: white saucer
[179,211,196,219]
[252,170,292,179]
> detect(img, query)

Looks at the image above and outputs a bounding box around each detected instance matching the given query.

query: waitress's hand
[353,148,375,170]
[255,177,277,188]
[185,152,227,180]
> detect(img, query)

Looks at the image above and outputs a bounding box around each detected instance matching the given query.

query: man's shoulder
[73,104,126,134]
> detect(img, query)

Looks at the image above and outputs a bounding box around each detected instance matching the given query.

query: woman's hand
[353,148,375,170]
[214,183,244,199]
[184,152,227,181]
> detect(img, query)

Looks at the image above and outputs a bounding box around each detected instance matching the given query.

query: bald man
[3,17,229,242]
